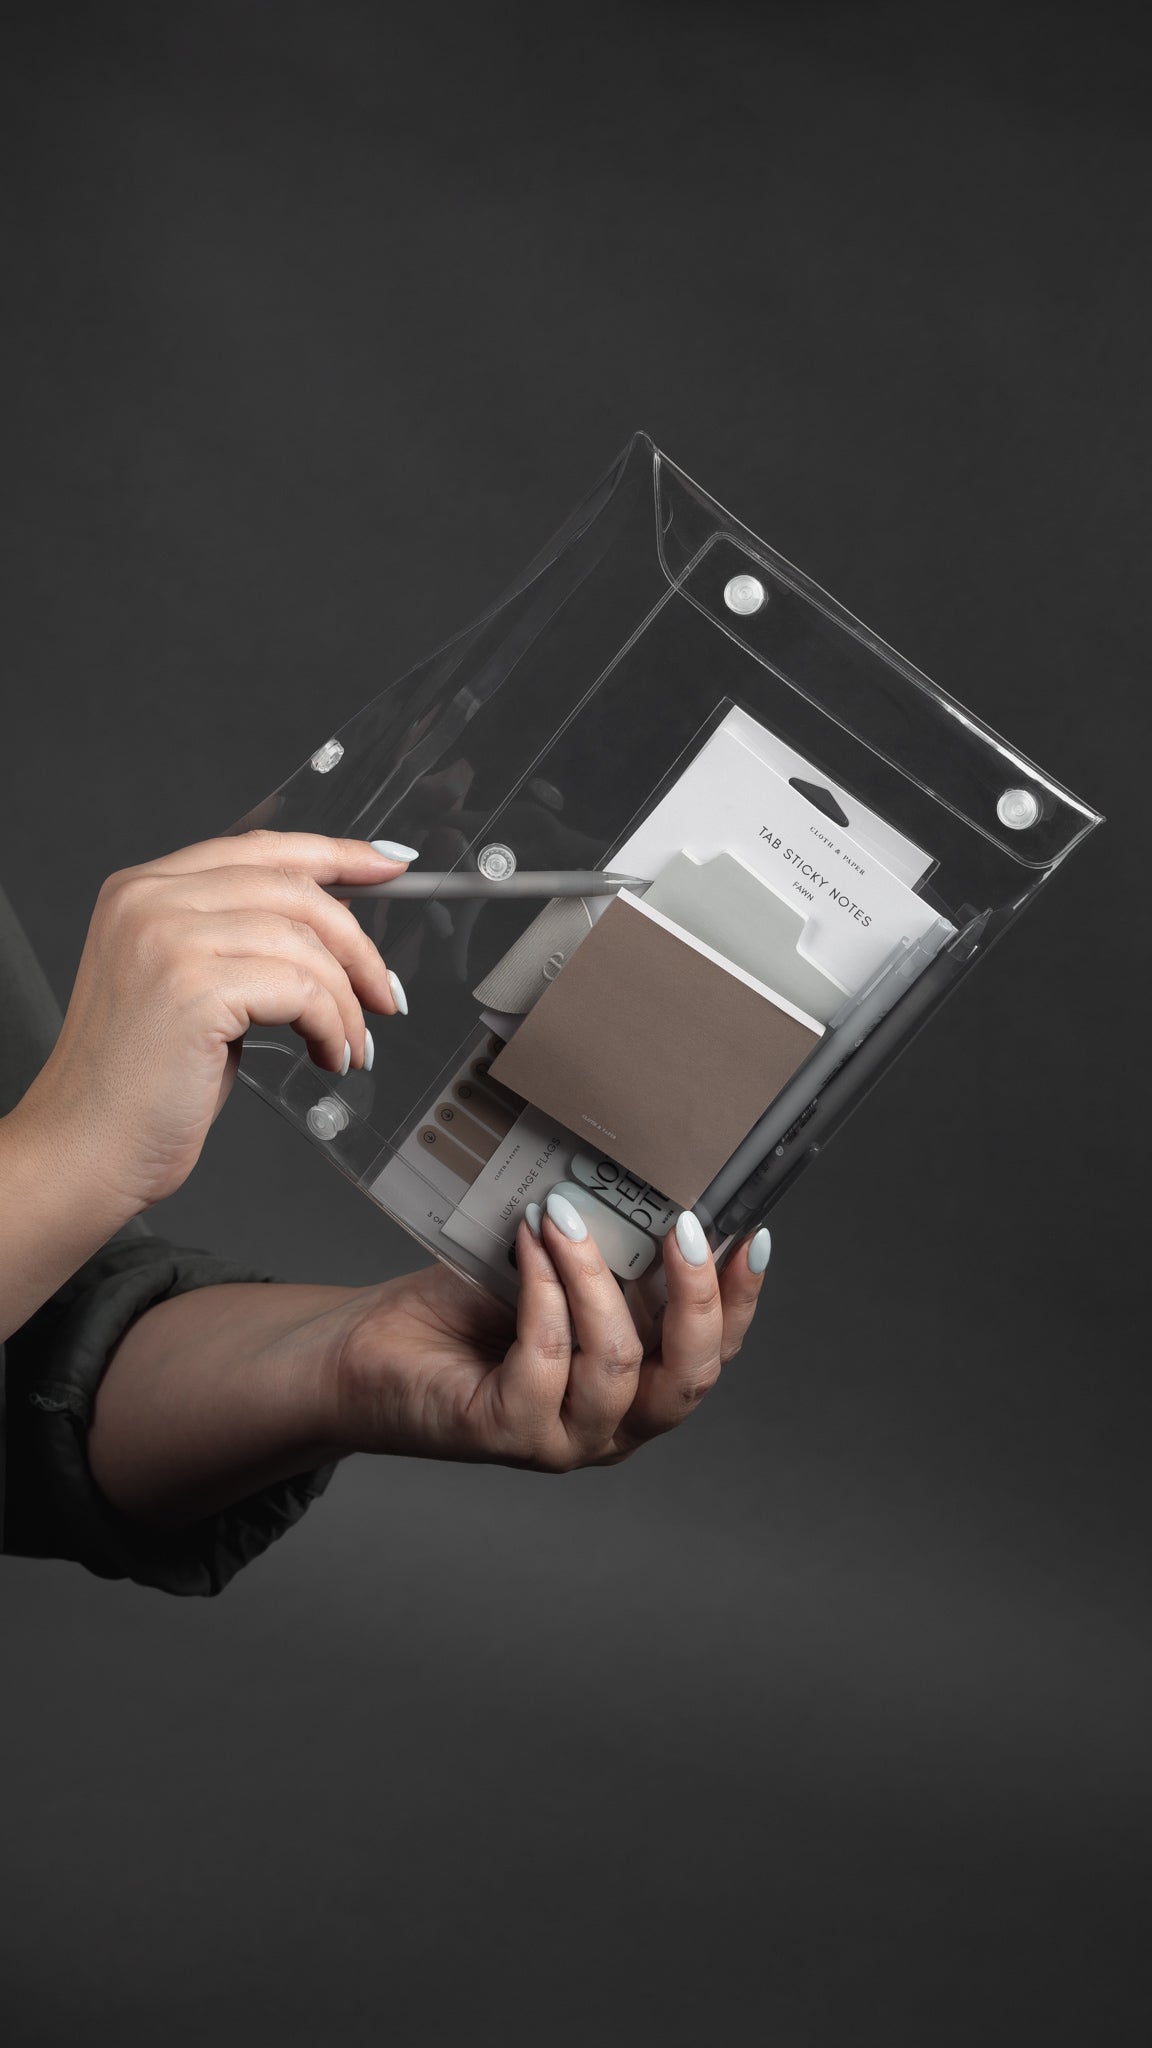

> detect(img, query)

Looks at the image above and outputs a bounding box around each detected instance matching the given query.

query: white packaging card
[720,704,935,889]
[609,712,952,995]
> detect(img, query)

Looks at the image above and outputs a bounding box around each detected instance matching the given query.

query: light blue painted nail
[371,839,419,861]
[339,1039,351,1077]
[674,1209,710,1267]
[387,969,408,1017]
[747,1227,772,1274]
[546,1188,587,1242]
[524,1201,543,1240]
[363,1028,374,1073]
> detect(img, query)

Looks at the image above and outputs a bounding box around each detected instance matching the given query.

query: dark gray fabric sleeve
[3,1232,337,1597]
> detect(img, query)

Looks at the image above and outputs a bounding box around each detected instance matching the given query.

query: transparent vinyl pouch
[223,433,1102,1306]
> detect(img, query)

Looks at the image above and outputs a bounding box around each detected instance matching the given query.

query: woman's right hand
[12,829,413,1219]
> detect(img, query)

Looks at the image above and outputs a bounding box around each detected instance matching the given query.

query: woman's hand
[11,829,413,1219]
[84,1213,772,1525]
[327,1206,773,1472]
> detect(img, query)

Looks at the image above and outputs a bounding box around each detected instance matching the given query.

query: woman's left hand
[84,1208,773,1524]
[326,1207,772,1472]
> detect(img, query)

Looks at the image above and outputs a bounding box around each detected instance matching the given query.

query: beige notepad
[489,893,823,1208]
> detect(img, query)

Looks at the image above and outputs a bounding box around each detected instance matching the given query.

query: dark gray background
[1,3,1148,2042]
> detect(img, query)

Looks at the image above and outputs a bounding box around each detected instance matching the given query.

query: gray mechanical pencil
[696,918,955,1230]
[328,871,652,901]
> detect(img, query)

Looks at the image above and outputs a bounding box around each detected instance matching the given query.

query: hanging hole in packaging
[789,778,851,828]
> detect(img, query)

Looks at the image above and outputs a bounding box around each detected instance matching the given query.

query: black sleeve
[2,1232,337,1598]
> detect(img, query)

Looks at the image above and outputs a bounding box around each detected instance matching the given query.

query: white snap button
[477,843,517,880]
[996,788,1041,830]
[307,1096,350,1141]
[723,573,766,616]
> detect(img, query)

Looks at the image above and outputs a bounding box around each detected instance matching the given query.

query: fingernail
[524,1201,543,1240]
[747,1227,772,1274]
[371,839,419,862]
[387,969,409,1016]
[674,1209,709,1266]
[545,1188,587,1242]
[363,1028,375,1073]
[339,1039,351,1077]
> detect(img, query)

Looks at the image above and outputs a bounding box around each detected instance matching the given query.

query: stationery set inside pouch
[221,432,1102,1306]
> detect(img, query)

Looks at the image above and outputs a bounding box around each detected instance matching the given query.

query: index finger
[133,828,412,887]
[478,1222,575,1465]
[536,1202,645,1449]
[623,1210,724,1444]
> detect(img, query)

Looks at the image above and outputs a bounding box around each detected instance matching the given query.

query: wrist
[13,1060,147,1226]
[261,1285,370,1467]
[0,1091,142,1342]
[314,1277,405,1457]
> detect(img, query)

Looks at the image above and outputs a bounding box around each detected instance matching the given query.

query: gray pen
[327,871,653,901]
[697,919,955,1230]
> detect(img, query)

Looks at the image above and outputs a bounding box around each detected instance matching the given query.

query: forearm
[0,1094,139,1343]
[87,1280,363,1523]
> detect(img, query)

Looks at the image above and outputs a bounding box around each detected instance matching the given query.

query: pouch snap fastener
[477,842,517,880]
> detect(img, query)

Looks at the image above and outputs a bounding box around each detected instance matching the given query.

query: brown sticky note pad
[489,895,822,1207]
